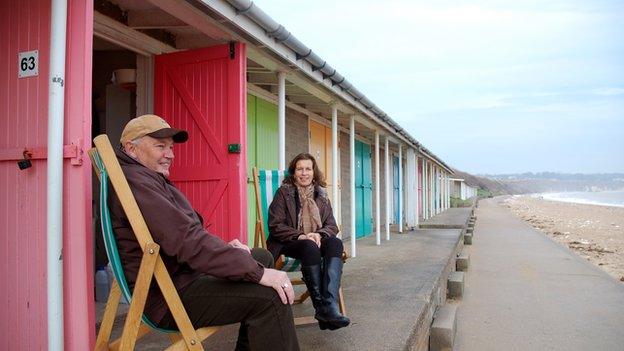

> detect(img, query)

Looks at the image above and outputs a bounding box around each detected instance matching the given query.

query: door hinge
[229,42,236,60]
[0,143,82,166]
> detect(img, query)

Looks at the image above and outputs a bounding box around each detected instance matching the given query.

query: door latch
[17,150,32,170]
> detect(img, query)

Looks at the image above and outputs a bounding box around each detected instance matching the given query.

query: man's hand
[259,268,295,305]
[297,232,321,248]
[228,239,251,254]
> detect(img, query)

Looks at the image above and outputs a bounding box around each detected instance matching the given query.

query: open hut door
[155,43,247,242]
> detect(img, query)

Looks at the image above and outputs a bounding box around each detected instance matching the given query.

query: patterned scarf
[296,184,322,235]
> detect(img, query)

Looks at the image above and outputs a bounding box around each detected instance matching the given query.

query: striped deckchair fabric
[257,169,287,239]
[254,169,301,272]
[92,151,171,333]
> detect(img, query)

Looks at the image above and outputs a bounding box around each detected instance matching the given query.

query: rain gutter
[223,0,452,171]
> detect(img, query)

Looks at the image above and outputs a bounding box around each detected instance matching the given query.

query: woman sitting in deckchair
[267,153,350,330]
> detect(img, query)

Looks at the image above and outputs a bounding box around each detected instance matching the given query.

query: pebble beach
[502,195,624,282]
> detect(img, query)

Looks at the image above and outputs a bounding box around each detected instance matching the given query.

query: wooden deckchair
[90,134,219,351]
[252,167,347,325]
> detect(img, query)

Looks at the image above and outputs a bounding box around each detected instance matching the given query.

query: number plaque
[18,50,39,78]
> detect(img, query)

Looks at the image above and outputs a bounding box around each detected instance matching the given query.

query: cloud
[592,87,624,96]
[253,0,624,172]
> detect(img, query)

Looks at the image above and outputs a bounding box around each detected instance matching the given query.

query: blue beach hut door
[393,156,400,224]
[355,140,373,238]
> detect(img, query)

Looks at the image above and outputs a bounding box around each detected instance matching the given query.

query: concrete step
[456,252,470,272]
[464,233,473,245]
[447,271,465,298]
[420,208,474,229]
[430,304,458,351]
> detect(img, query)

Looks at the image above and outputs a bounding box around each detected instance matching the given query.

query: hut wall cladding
[0,0,51,349]
[339,131,352,239]
[64,0,96,347]
[370,144,388,227]
[1,0,95,349]
[285,107,309,164]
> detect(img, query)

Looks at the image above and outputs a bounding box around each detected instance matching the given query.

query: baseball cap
[120,114,188,144]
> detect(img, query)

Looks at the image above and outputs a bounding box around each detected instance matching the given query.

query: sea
[534,190,624,208]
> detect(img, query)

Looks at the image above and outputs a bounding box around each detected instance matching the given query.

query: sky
[252,0,624,174]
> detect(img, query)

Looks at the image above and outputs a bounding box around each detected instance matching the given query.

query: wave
[533,190,624,208]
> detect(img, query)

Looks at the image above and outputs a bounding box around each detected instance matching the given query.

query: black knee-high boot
[301,265,325,325]
[319,257,350,330]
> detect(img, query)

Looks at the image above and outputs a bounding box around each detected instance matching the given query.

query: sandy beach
[502,195,624,282]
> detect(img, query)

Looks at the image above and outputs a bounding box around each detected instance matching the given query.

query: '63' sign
[18,50,39,78]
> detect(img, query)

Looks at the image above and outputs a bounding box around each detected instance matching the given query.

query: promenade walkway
[455,198,624,351]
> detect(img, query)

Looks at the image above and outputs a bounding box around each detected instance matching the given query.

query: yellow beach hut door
[309,120,339,214]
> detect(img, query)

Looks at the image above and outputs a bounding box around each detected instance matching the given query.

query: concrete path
[455,198,624,351]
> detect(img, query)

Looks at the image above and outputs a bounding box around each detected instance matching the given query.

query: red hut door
[154,43,247,242]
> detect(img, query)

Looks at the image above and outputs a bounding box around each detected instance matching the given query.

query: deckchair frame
[90,134,219,351]
[252,167,347,325]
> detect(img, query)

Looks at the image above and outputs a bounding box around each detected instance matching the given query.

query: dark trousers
[280,236,343,266]
[160,248,299,351]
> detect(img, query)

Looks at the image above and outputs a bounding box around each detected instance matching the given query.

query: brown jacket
[267,182,339,258]
[109,148,264,323]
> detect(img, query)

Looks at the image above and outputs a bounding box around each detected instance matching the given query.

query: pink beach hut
[1,1,249,349]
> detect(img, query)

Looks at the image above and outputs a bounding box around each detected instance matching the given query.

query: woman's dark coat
[267,182,339,259]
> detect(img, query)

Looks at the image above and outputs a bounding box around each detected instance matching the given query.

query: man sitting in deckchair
[110,114,299,350]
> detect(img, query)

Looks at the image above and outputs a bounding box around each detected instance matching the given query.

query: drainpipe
[430,164,434,215]
[47,0,67,349]
[331,105,338,213]
[442,174,445,210]
[415,154,419,227]
[277,71,286,169]
[445,173,448,210]
[349,115,356,258]
[434,167,438,214]
[422,160,426,219]
[436,167,440,214]
[374,130,380,245]
[384,137,390,241]
[398,144,403,234]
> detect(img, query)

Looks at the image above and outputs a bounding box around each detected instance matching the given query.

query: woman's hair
[286,153,327,187]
